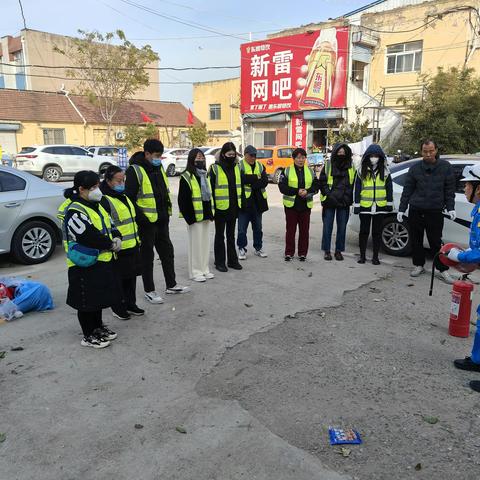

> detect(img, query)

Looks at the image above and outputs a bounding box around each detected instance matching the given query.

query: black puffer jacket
[399,159,455,212]
[319,143,354,208]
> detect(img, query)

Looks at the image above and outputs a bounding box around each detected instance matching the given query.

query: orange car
[256,145,296,183]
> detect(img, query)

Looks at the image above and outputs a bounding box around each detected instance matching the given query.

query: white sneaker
[192,275,206,282]
[144,291,164,304]
[436,270,455,284]
[165,284,190,294]
[204,272,215,279]
[410,266,425,277]
[254,249,268,258]
[238,248,247,260]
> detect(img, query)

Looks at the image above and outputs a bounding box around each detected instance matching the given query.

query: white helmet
[460,164,480,182]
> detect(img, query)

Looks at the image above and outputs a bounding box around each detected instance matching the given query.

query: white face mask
[370,156,379,166]
[88,187,103,202]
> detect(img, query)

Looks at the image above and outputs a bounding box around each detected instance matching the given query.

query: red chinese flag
[187,108,194,125]
[141,112,154,123]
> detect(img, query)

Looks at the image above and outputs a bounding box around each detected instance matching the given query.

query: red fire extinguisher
[449,280,474,337]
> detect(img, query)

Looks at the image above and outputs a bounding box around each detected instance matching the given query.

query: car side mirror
[87,153,94,157]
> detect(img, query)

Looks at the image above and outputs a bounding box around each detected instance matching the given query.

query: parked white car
[348,155,480,256]
[161,148,189,176]
[87,146,120,165]
[0,165,63,264]
[15,145,118,182]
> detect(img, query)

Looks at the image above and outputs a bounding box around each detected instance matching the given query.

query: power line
[18,0,27,30]
[118,0,249,41]
[0,62,240,71]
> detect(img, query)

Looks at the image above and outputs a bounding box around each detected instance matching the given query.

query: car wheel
[11,221,56,264]
[166,163,176,177]
[42,165,62,182]
[272,168,283,184]
[381,216,411,256]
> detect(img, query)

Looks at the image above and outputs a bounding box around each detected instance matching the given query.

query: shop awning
[243,113,289,123]
[303,109,344,120]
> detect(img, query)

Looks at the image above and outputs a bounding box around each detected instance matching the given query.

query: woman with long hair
[353,144,393,265]
[208,142,243,272]
[178,148,215,282]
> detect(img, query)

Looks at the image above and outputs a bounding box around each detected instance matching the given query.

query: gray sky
[2,0,368,107]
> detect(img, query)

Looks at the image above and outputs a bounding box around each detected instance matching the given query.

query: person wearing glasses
[208,142,243,272]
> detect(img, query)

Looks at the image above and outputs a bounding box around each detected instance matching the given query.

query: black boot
[372,235,381,265]
[358,234,367,264]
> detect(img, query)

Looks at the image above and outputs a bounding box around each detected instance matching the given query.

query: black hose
[429,252,441,296]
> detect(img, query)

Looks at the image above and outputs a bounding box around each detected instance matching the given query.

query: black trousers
[139,220,176,292]
[113,277,137,314]
[359,213,383,237]
[77,310,102,337]
[214,215,239,267]
[408,208,447,271]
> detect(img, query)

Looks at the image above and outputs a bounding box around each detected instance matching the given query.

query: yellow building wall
[364,0,480,100]
[14,121,187,152]
[193,77,241,135]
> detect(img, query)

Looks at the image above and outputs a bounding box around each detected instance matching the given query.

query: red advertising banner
[240,27,348,114]
[291,113,307,148]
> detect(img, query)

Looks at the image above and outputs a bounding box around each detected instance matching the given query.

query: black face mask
[336,154,346,160]
[195,161,206,170]
[224,155,236,163]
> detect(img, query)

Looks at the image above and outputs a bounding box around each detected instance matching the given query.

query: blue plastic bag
[12,280,54,313]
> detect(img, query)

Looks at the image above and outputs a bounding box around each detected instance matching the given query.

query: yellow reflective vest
[179,171,214,222]
[320,160,355,202]
[282,165,314,209]
[240,159,267,200]
[131,164,172,222]
[59,201,114,268]
[209,163,242,210]
[359,172,387,208]
[104,195,139,250]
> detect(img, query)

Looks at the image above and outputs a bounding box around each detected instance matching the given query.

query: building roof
[0,89,198,126]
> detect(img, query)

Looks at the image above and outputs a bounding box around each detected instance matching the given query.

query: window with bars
[42,128,66,145]
[386,40,423,74]
[209,104,221,120]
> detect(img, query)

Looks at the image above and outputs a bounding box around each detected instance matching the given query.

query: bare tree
[55,30,158,144]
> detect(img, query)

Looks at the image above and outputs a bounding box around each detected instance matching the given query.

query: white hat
[460,164,480,182]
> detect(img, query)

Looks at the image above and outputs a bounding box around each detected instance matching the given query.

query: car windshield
[389,159,421,174]
[199,148,209,153]
[256,149,273,159]
[19,147,36,154]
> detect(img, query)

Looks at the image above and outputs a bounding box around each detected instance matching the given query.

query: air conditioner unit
[115,131,125,140]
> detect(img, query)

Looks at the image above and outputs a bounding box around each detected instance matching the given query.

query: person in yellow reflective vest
[319,143,355,261]
[125,139,189,305]
[208,142,243,272]
[278,148,319,261]
[61,171,122,349]
[100,165,143,319]
[237,145,269,261]
[178,148,215,282]
[353,144,393,265]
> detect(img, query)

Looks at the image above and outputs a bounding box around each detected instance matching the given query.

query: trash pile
[0,277,54,321]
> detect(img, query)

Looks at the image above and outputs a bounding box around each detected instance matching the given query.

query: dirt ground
[196,264,480,480]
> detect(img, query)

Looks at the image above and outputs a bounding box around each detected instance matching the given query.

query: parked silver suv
[15,145,117,182]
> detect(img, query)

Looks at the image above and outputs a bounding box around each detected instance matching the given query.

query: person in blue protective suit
[447,164,480,392]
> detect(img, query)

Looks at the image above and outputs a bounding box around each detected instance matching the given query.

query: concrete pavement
[1,178,395,480]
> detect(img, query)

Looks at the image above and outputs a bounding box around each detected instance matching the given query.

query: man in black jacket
[125,139,189,305]
[398,139,456,283]
[237,145,269,260]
